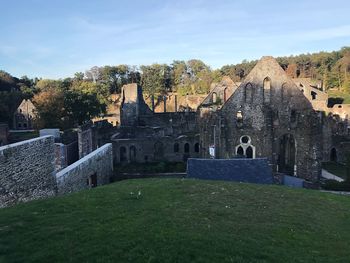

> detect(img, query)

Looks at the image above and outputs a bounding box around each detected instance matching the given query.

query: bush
[323,179,350,191]
[114,162,187,174]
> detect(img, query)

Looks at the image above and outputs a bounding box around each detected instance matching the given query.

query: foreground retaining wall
[56,143,113,195]
[0,136,56,208]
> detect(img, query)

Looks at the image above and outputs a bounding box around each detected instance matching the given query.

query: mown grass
[1,178,350,262]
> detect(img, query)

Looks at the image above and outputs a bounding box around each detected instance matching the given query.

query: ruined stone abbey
[110,56,350,183]
[2,55,350,207]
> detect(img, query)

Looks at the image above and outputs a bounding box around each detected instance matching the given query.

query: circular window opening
[240,136,250,144]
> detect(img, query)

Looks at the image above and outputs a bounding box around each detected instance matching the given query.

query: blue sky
[1,0,350,79]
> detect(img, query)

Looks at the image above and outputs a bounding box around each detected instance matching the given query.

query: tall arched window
[194,143,199,153]
[330,148,337,162]
[237,146,244,156]
[120,146,127,162]
[245,83,253,103]
[235,136,255,158]
[184,143,190,153]
[212,92,217,103]
[224,88,228,102]
[129,146,137,162]
[246,146,253,158]
[263,77,271,103]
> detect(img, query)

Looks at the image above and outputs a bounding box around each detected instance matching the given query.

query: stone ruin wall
[56,143,113,195]
[0,135,113,207]
[78,126,94,158]
[0,136,57,208]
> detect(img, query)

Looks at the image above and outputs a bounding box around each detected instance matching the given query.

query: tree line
[1,46,349,129]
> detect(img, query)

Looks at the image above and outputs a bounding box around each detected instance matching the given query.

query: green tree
[140,64,170,96]
[64,89,106,125]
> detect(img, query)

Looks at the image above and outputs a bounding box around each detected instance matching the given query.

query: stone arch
[184,143,190,153]
[277,134,296,176]
[263,77,271,103]
[235,136,255,158]
[212,92,217,103]
[129,145,137,162]
[245,83,253,103]
[154,141,164,161]
[237,146,244,156]
[120,146,127,162]
[246,146,253,158]
[194,143,199,153]
[330,148,337,162]
[224,88,228,102]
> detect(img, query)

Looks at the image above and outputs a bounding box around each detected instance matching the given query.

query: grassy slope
[1,178,350,263]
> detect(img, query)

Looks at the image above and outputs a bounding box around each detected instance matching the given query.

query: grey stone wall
[0,123,9,146]
[56,143,113,195]
[112,135,200,164]
[198,56,322,182]
[0,136,57,208]
[55,143,67,172]
[78,126,94,159]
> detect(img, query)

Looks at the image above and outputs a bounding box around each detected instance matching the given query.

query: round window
[240,136,250,144]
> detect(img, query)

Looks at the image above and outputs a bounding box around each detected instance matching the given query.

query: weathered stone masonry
[56,143,113,195]
[0,137,113,207]
[0,136,57,208]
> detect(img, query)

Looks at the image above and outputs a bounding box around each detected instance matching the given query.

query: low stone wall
[56,143,113,195]
[0,136,57,208]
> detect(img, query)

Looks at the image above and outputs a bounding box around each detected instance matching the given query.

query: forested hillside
[1,47,350,128]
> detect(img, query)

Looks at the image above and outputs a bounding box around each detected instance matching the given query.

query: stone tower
[120,83,152,126]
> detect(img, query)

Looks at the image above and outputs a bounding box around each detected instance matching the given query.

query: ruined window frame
[263,77,271,103]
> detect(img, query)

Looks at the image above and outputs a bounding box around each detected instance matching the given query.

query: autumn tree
[33,88,66,128]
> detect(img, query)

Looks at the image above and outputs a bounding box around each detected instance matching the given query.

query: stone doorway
[330,148,337,162]
[120,146,127,162]
[87,173,97,188]
[154,141,164,161]
[129,146,137,162]
[278,134,296,175]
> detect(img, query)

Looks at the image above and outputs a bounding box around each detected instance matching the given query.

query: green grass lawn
[1,178,350,262]
[322,161,348,179]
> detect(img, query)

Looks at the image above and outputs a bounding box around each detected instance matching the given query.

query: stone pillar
[175,95,178,112]
[151,95,155,112]
[163,96,167,113]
